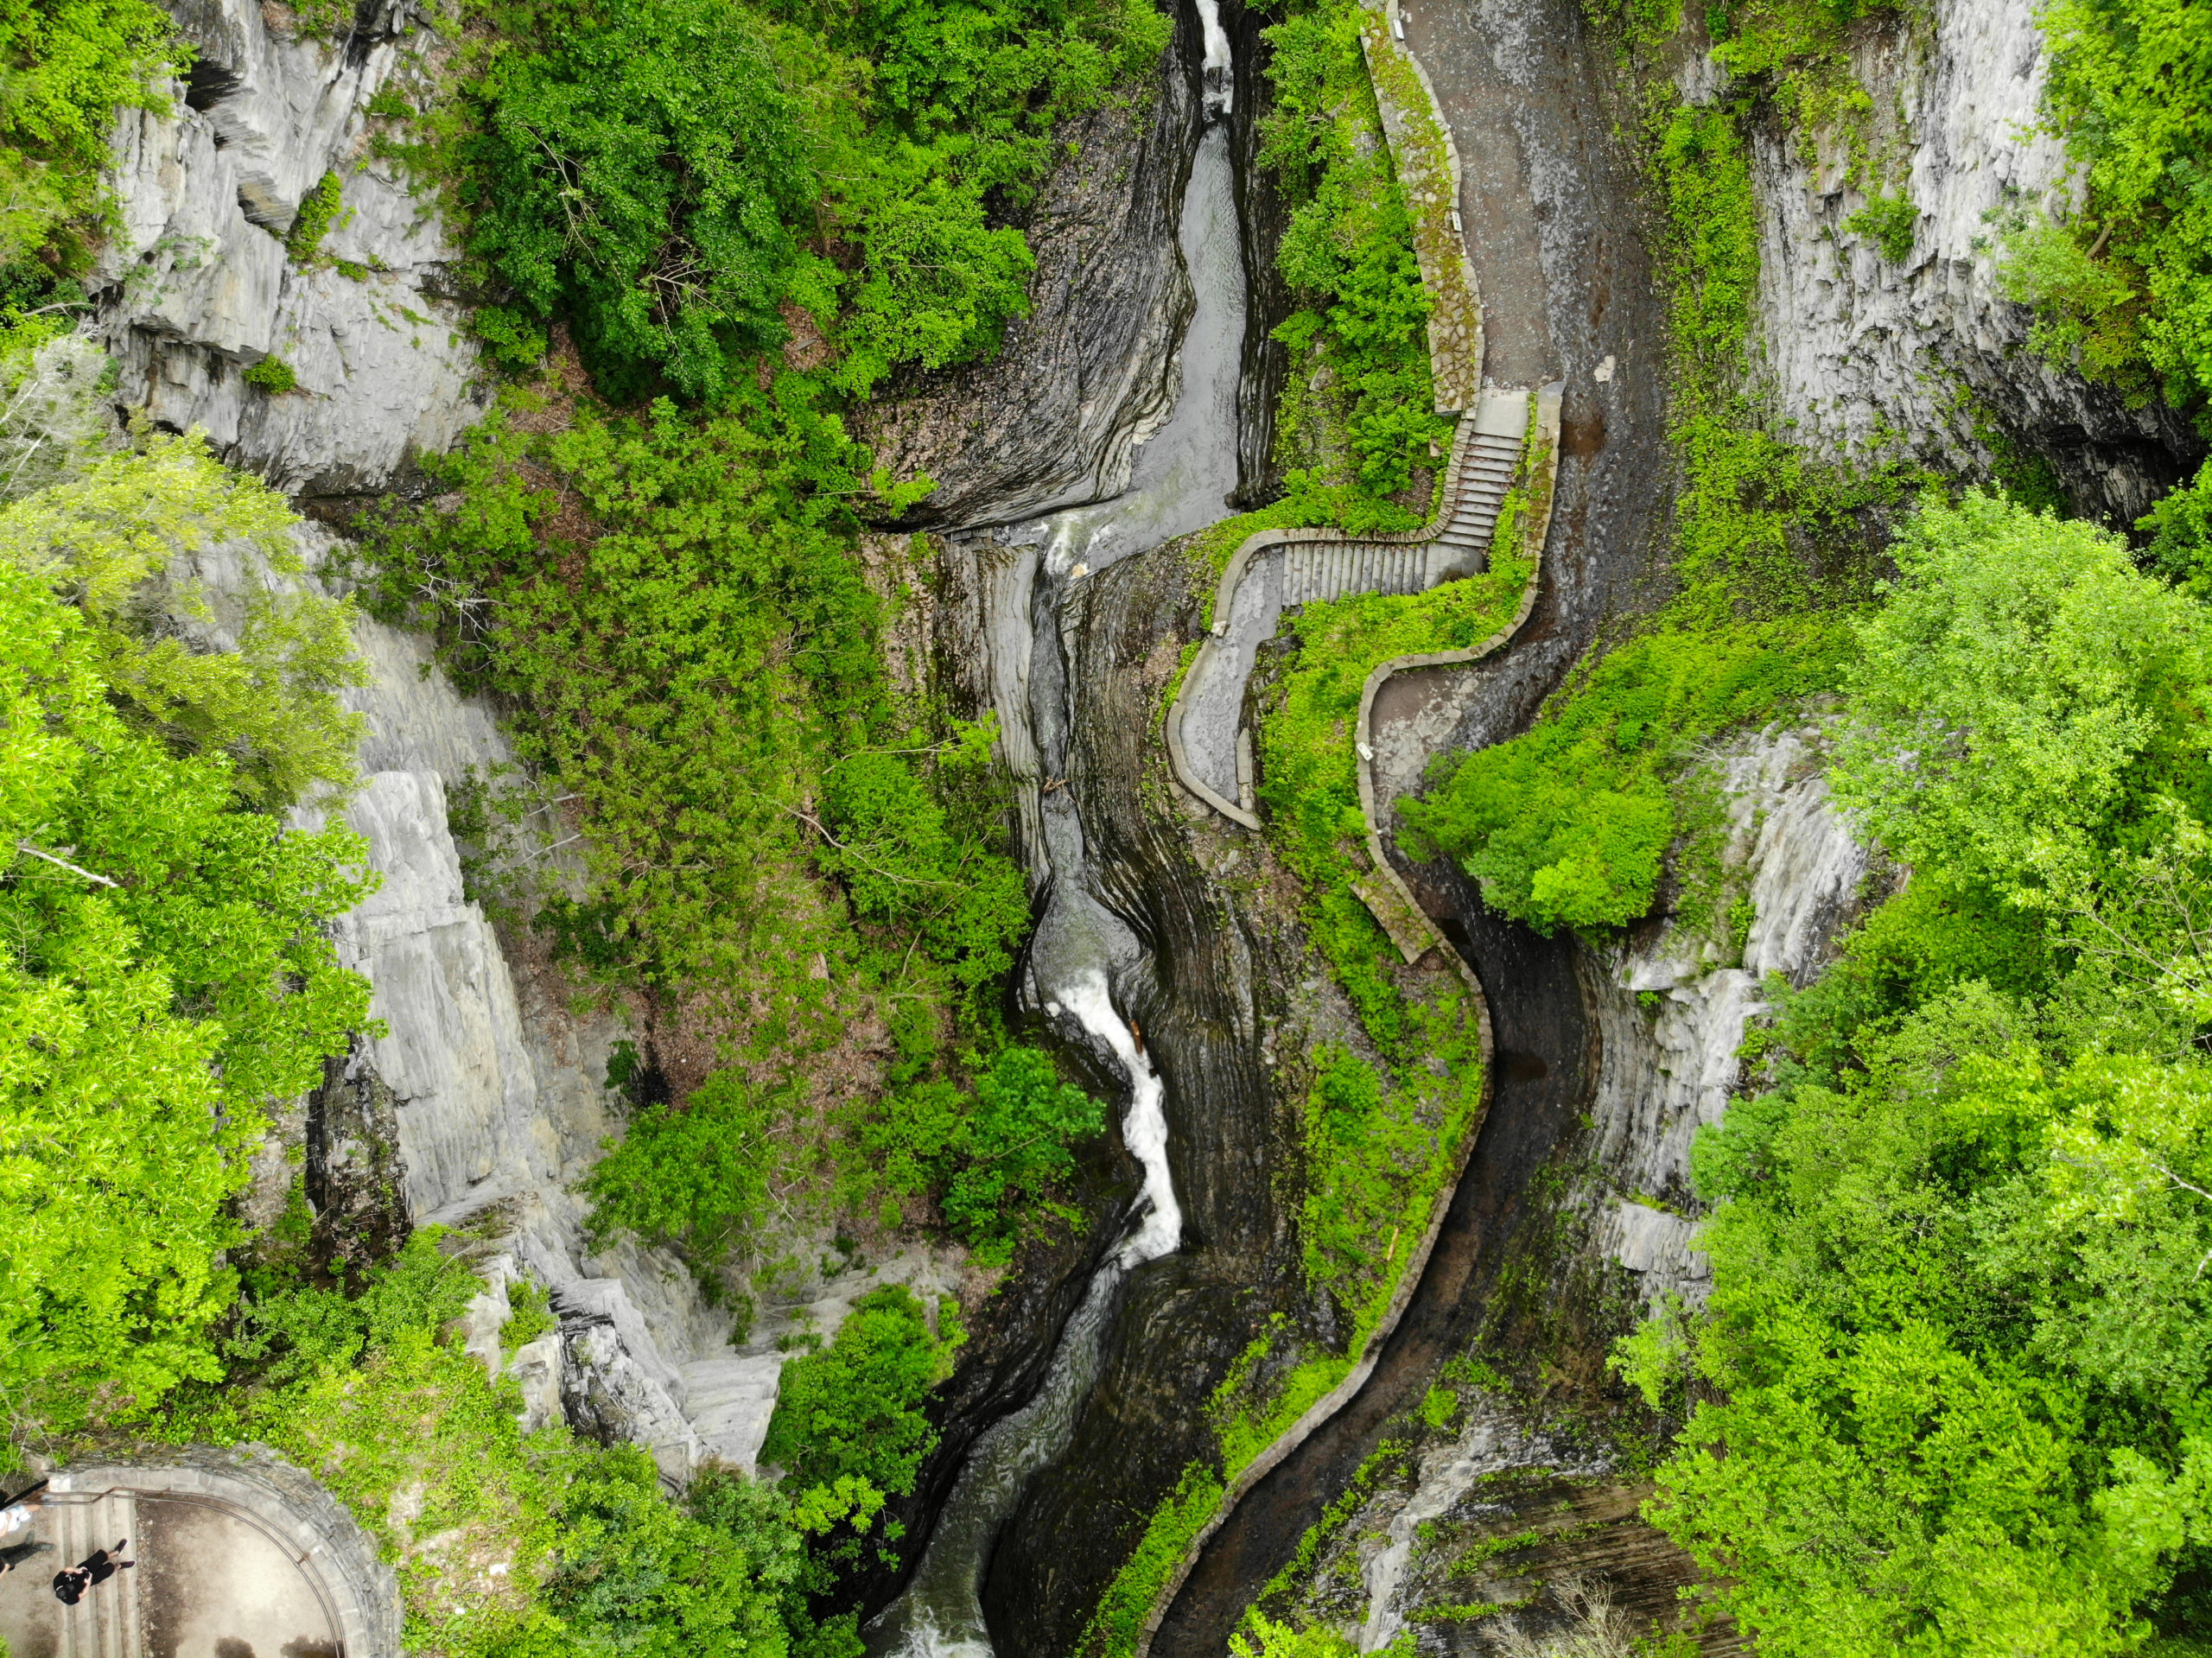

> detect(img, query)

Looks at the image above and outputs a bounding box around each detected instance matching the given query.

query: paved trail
[1146,0,1676,1648]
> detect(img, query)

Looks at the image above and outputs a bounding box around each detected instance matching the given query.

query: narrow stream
[861,96,1247,1658]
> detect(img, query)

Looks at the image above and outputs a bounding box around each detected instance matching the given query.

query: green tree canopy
[1830,492,2212,901]
[0,545,370,1428]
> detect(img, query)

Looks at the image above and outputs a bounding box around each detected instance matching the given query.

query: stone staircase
[1276,417,1527,607]
[51,1489,142,1658]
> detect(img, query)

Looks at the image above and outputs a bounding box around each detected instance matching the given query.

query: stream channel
[861,23,1246,1655]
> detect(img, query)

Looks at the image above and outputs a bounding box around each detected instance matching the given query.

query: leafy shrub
[501,1279,557,1354]
[819,734,1031,1028]
[1258,0,1452,528]
[1635,492,2212,1653]
[1843,189,1916,261]
[0,454,371,1440]
[169,1233,830,1658]
[2,430,367,804]
[1402,619,1847,933]
[760,1284,950,1570]
[451,0,1166,399]
[581,1070,776,1272]
[354,392,988,999]
[861,1045,1103,1246]
[0,0,183,280]
[2142,459,2212,597]
[1830,492,2211,900]
[285,169,344,262]
[243,355,297,392]
[1999,0,2212,408]
[462,0,815,398]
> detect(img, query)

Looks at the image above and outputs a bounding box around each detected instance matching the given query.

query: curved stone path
[1137,0,1579,1648]
[0,1447,397,1658]
[1163,0,1566,959]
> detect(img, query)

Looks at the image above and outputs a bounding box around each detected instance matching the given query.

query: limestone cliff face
[101,0,1180,1494]
[1580,725,1871,1314]
[1734,0,2202,523]
[97,0,482,499]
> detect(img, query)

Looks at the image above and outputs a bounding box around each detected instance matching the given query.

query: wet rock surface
[1740,0,2204,525]
[977,542,1325,1655]
[857,17,1200,531]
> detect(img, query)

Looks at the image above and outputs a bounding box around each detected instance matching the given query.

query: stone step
[54,1490,139,1658]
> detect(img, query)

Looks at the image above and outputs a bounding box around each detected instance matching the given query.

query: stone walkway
[1162,0,1568,886]
[0,1450,396,1658]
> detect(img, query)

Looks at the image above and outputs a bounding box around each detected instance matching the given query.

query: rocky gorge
[52,0,2212,1648]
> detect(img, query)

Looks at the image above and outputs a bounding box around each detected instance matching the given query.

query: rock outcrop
[1581,725,1870,1312]
[856,27,1201,530]
[97,0,483,499]
[1738,0,2202,523]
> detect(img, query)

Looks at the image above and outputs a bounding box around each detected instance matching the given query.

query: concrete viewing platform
[0,1447,397,1658]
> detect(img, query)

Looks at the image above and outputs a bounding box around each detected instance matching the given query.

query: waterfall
[861,57,1245,1658]
[1195,0,1233,117]
[1055,974,1179,1267]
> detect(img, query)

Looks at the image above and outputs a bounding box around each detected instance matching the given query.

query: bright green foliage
[1830,492,2212,902]
[463,0,814,399]
[1254,569,1520,1326]
[1079,1465,1230,1658]
[0,471,370,1439]
[223,1217,482,1388]
[539,1452,807,1658]
[819,730,1030,1033]
[938,1047,1103,1242]
[1637,494,2212,1651]
[0,322,111,500]
[2,431,368,805]
[1660,984,2212,1652]
[2002,0,2212,408]
[0,0,183,279]
[855,1045,1104,1248]
[760,1285,949,1564]
[581,1070,774,1272]
[501,1279,557,1355]
[1257,565,1530,1032]
[286,170,344,263]
[168,1235,828,1658]
[1844,190,1918,261]
[1259,0,1452,530]
[1403,619,1847,932]
[242,356,296,392]
[450,0,1165,399]
[1231,1612,1359,1658]
[355,392,1015,1014]
[2143,460,2212,597]
[1297,1045,1450,1326]
[787,0,1167,394]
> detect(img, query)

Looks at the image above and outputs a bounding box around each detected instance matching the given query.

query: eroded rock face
[855,35,1200,530]
[98,0,484,496]
[1740,0,2202,522]
[1582,724,1870,1313]
[306,1040,411,1278]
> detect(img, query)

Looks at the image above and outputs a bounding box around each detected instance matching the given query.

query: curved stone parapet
[1165,383,1560,839]
[1361,0,1483,413]
[1136,3,1567,1641]
[2,1445,404,1658]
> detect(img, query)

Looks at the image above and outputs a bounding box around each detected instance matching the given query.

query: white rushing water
[1055,973,1181,1265]
[861,63,1245,1658]
[1195,0,1233,116]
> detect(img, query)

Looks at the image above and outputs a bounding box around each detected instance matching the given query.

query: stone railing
[1132,2,1567,1644]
